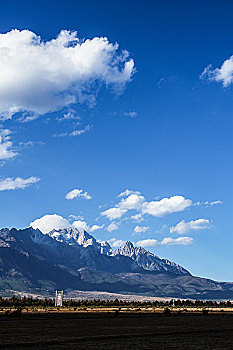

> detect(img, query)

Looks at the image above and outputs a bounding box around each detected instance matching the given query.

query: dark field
[1,312,233,349]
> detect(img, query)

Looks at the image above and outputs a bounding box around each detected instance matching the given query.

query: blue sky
[0,0,233,281]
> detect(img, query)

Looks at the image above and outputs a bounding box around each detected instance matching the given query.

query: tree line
[0,296,233,308]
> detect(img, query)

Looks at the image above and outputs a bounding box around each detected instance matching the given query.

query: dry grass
[1,306,233,314]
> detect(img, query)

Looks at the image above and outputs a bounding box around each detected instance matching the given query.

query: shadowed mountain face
[0,227,233,299]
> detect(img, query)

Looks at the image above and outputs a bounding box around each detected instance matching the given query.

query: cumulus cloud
[136,239,158,248]
[108,238,125,248]
[65,188,92,200]
[101,207,127,220]
[31,214,103,234]
[161,236,193,246]
[129,213,144,222]
[0,129,17,160]
[89,224,104,232]
[133,225,149,233]
[141,196,192,217]
[0,29,135,119]
[118,194,145,210]
[118,189,141,198]
[72,219,103,232]
[0,176,40,191]
[106,222,119,232]
[170,219,210,235]
[136,236,193,248]
[102,192,192,221]
[72,220,89,232]
[201,57,233,87]
[30,214,70,234]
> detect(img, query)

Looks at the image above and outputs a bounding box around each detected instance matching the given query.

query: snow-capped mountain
[48,227,100,248]
[1,226,233,298]
[111,241,190,275]
[45,227,113,255]
[45,227,189,276]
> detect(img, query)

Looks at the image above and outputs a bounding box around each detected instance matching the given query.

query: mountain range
[0,226,233,299]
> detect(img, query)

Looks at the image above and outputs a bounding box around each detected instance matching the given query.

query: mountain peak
[48,227,99,248]
[100,241,111,248]
[123,241,135,249]
[100,241,112,255]
[111,239,190,276]
[116,241,136,258]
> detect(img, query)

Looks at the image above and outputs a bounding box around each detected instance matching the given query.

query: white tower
[55,290,64,306]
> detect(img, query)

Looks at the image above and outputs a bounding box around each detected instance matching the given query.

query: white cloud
[72,220,89,232]
[136,235,193,248]
[133,225,149,233]
[30,213,103,234]
[19,140,44,147]
[118,189,141,198]
[102,193,192,222]
[129,213,144,222]
[72,219,103,232]
[123,111,137,118]
[65,188,92,200]
[30,214,70,234]
[108,238,125,248]
[89,224,104,232]
[118,194,145,210]
[194,200,223,207]
[201,57,233,87]
[53,124,92,137]
[18,113,39,123]
[141,195,192,217]
[170,219,210,235]
[106,222,119,232]
[69,126,92,137]
[0,29,135,119]
[58,111,81,122]
[204,200,223,207]
[0,129,17,160]
[101,207,127,220]
[161,236,193,246]
[68,214,84,220]
[0,176,40,191]
[156,77,165,88]
[136,239,158,248]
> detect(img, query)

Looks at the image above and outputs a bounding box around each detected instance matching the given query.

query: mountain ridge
[0,226,233,299]
[43,227,190,276]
